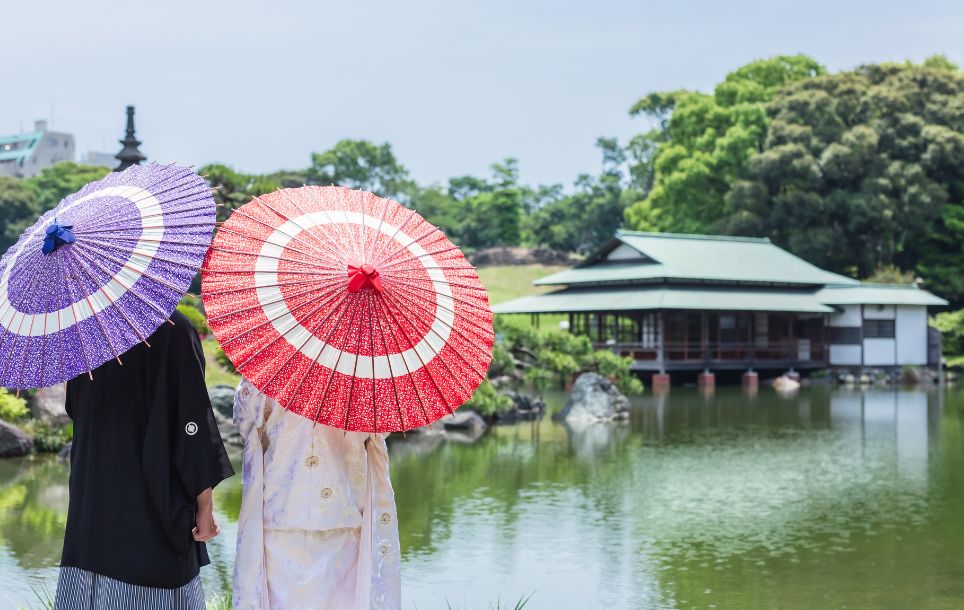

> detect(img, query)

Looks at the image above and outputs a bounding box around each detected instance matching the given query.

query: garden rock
[0,421,33,457]
[208,385,236,420]
[560,373,629,422]
[210,406,242,447]
[468,246,577,267]
[441,410,487,431]
[30,383,69,425]
[492,392,546,423]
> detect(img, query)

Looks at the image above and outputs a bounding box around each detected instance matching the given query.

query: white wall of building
[863,338,896,366]
[0,121,75,178]
[607,243,643,261]
[829,304,862,327]
[28,130,75,177]
[828,303,930,367]
[830,345,862,365]
[895,306,928,365]
[863,304,895,320]
[829,305,862,365]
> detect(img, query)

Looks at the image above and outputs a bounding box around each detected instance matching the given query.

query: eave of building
[493,286,836,315]
[817,284,948,306]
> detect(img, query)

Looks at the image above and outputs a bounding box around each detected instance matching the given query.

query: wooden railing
[596,340,827,364]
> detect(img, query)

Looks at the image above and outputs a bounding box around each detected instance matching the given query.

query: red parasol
[201,186,493,432]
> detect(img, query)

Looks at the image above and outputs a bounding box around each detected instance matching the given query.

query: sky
[3,0,963,188]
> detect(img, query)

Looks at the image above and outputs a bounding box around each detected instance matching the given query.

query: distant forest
[1,55,962,306]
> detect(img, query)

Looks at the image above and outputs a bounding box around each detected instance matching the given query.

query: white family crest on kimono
[232,379,402,610]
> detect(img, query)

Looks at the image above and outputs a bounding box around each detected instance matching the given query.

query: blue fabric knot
[42,220,76,255]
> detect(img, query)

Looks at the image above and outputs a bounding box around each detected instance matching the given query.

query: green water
[2,386,964,609]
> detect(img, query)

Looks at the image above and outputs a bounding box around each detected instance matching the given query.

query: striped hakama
[54,567,206,610]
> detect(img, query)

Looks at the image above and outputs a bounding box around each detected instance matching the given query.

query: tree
[528,138,636,254]
[306,139,412,200]
[0,177,41,253]
[1,163,111,254]
[918,196,964,306]
[624,55,825,233]
[200,164,280,221]
[445,159,533,250]
[407,186,461,237]
[26,162,110,211]
[724,60,964,291]
[460,189,523,249]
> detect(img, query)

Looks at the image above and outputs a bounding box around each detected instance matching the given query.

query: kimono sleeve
[170,323,235,499]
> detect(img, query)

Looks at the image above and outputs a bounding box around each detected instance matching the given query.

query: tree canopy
[624,54,964,305]
[306,139,412,200]
[624,55,825,233]
[722,60,964,294]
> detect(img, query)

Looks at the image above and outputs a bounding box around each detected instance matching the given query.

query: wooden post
[701,311,708,365]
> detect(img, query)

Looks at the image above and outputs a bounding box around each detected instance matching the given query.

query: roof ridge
[617,230,772,244]
[825,282,923,290]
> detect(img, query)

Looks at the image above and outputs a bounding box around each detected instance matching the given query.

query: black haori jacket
[61,311,234,589]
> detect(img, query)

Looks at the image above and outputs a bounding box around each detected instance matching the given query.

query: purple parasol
[0,163,215,390]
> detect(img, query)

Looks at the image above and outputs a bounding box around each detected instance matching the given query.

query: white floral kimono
[232,379,401,610]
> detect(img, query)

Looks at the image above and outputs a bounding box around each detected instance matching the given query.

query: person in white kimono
[232,378,402,610]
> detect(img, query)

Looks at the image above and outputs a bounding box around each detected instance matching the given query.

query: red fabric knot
[347,261,384,293]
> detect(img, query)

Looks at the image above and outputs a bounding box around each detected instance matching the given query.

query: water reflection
[1,387,963,609]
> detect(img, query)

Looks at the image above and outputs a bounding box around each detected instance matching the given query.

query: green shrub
[0,389,29,421]
[494,317,643,394]
[588,350,644,394]
[21,420,72,453]
[179,293,203,310]
[487,344,515,378]
[932,309,964,356]
[464,380,513,416]
[177,303,210,336]
[214,344,237,374]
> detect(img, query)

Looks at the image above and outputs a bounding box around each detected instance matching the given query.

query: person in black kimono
[54,310,235,610]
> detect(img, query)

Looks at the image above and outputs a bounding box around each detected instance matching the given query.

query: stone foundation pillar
[652,373,671,393]
[697,370,715,389]
[742,370,759,390]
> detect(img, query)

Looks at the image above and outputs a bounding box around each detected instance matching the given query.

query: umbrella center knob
[347,261,383,293]
[42,219,76,256]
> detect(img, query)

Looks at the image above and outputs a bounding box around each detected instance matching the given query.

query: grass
[946,354,964,368]
[206,594,231,610]
[202,338,240,388]
[444,594,533,610]
[475,264,567,305]
[476,264,568,331]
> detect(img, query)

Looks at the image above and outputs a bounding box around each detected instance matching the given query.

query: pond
[2,385,964,609]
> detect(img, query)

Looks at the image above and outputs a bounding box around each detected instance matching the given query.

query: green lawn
[475,264,567,305]
[476,264,568,331]
[202,338,240,388]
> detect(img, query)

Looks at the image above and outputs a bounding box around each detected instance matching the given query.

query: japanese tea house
[493,232,947,381]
